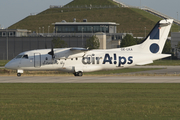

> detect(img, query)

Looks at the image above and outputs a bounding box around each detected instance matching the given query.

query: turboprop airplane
[5,19,173,77]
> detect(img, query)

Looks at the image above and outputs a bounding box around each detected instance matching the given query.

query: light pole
[42,27,44,34]
[6,28,8,60]
[177,12,179,31]
[39,27,41,34]
[53,27,55,35]
[177,12,178,21]
[48,26,50,35]
[82,27,84,47]
[91,27,93,36]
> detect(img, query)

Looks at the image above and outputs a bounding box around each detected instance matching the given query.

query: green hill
[9,0,178,37]
[66,0,118,6]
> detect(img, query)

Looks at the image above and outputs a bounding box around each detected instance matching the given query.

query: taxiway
[0,66,180,83]
[0,76,180,83]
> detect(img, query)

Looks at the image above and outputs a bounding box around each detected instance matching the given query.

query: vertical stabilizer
[139,19,173,54]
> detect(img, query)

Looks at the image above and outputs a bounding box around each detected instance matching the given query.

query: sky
[0,0,179,28]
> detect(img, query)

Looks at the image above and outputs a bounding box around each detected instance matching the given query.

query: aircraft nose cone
[5,60,18,69]
[5,62,11,69]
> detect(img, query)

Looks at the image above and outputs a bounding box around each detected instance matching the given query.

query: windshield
[16,55,23,59]
[22,55,28,59]
[15,54,29,59]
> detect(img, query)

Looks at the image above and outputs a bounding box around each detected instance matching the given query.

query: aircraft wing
[70,47,89,52]
[55,47,89,59]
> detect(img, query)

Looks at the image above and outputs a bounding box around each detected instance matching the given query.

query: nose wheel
[17,73,21,77]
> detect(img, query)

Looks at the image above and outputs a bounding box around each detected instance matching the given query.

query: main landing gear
[74,71,83,76]
[17,73,21,77]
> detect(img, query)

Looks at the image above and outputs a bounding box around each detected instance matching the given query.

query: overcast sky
[0,0,179,28]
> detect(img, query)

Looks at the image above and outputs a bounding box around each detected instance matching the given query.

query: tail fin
[138,19,173,54]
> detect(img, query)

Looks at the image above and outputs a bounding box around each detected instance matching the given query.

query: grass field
[150,60,180,66]
[0,60,9,67]
[0,84,180,120]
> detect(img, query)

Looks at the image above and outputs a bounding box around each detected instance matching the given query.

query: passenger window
[22,55,28,59]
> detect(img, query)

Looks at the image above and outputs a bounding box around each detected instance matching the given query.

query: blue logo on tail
[150,43,159,53]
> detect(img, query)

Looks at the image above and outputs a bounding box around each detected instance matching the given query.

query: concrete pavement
[0,76,180,83]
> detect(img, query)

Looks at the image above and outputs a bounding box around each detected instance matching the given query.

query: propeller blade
[48,43,55,59]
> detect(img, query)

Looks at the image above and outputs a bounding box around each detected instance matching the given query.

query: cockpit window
[16,55,23,59]
[22,55,28,59]
[15,54,28,59]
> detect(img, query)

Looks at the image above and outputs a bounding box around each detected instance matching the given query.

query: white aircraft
[5,19,173,77]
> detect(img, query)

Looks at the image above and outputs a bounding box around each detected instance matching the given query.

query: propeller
[48,43,55,59]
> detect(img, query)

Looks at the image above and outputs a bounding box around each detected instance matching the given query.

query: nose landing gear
[17,69,24,77]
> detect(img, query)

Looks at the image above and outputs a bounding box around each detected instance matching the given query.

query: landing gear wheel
[74,73,78,76]
[74,71,83,77]
[78,71,83,76]
[17,73,21,77]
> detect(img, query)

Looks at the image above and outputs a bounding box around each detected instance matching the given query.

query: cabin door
[34,53,41,68]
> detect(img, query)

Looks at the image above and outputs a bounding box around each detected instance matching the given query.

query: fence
[0,36,90,60]
[50,5,121,9]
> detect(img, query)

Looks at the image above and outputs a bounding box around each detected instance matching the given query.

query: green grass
[66,0,119,6]
[0,60,9,66]
[130,8,161,23]
[131,8,179,32]
[150,60,180,66]
[0,84,180,119]
[85,68,162,75]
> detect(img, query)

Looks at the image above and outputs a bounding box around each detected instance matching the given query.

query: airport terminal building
[52,19,124,49]
[0,29,30,37]
[54,20,118,34]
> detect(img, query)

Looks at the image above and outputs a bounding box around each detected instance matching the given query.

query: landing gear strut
[74,71,83,76]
